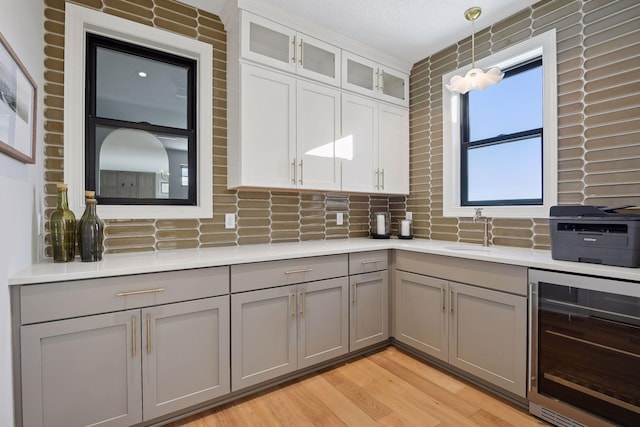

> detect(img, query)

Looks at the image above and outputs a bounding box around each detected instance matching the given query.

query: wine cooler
[529,269,640,427]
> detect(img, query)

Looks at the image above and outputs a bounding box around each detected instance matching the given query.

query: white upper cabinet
[296,80,341,191]
[342,51,409,107]
[341,93,409,194]
[241,12,341,87]
[231,63,341,191]
[234,64,296,189]
[378,103,410,194]
[225,3,410,193]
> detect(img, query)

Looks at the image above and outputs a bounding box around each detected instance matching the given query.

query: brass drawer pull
[116,288,165,297]
[285,268,313,275]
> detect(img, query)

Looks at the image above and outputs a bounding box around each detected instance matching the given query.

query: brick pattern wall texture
[409,0,640,249]
[43,0,639,255]
[42,0,405,255]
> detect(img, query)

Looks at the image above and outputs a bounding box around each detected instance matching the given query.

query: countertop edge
[10,238,640,285]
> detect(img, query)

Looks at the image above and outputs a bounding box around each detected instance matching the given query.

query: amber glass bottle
[50,183,76,262]
[78,198,104,262]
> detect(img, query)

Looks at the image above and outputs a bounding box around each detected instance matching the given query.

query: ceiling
[181,0,539,64]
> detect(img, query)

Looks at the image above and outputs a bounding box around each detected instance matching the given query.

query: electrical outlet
[406,211,413,220]
[336,212,343,225]
[225,213,235,229]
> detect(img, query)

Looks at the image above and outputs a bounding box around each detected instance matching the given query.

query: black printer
[549,205,640,267]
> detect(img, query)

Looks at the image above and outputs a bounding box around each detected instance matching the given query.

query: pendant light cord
[471,18,476,69]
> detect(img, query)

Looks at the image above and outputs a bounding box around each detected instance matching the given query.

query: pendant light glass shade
[446,7,504,94]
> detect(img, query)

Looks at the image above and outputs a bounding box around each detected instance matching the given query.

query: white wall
[0,0,45,425]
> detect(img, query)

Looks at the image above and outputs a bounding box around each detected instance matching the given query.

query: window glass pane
[467,137,542,203]
[95,124,189,200]
[468,65,542,141]
[95,47,188,129]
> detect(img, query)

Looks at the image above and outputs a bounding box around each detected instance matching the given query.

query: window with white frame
[442,30,557,219]
[63,3,213,219]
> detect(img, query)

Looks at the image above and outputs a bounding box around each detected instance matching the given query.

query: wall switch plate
[406,211,413,220]
[336,212,343,225]
[225,213,235,229]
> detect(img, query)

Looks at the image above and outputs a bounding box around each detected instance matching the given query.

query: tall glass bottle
[50,183,76,262]
[75,190,95,236]
[78,198,104,262]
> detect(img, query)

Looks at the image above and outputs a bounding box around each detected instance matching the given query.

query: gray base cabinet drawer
[349,250,388,274]
[231,255,348,293]
[20,267,230,324]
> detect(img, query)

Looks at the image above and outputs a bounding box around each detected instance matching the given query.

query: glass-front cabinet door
[296,33,340,86]
[241,11,340,86]
[342,51,409,107]
[379,67,409,106]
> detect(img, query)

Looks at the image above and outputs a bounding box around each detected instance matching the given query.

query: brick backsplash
[43,0,640,255]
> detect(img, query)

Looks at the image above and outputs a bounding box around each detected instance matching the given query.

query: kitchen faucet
[473,208,491,247]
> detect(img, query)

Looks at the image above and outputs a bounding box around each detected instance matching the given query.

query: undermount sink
[444,245,493,253]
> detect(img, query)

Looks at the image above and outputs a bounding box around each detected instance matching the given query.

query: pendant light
[446,7,504,94]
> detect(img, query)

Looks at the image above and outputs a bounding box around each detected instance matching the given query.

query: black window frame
[85,33,198,206]
[460,57,543,207]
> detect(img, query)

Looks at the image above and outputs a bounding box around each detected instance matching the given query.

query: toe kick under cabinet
[17,267,230,427]
[394,251,528,398]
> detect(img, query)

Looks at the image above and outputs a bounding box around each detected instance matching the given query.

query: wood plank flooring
[166,347,549,426]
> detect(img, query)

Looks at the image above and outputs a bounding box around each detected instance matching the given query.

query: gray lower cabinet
[395,271,448,360]
[142,297,230,420]
[231,277,349,391]
[448,281,526,396]
[20,296,230,427]
[394,253,527,398]
[21,310,142,427]
[349,270,389,351]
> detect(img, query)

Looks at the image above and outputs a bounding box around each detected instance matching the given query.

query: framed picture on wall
[0,32,37,164]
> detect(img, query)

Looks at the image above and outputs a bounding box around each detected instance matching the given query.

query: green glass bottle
[75,190,95,238]
[50,183,76,262]
[78,198,104,262]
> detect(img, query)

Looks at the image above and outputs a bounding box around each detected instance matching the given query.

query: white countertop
[10,237,640,285]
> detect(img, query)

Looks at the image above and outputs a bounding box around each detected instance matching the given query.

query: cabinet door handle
[291,158,297,185]
[146,314,152,355]
[375,69,380,90]
[300,291,305,318]
[131,316,137,359]
[116,288,165,297]
[291,36,296,63]
[352,282,357,304]
[380,169,385,190]
[290,293,297,318]
[375,169,380,190]
[361,259,382,265]
[298,38,303,66]
[379,69,385,93]
[285,268,313,275]
[441,286,446,311]
[298,159,304,185]
[450,289,454,313]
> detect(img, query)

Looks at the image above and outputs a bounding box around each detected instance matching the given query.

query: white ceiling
[181,0,539,64]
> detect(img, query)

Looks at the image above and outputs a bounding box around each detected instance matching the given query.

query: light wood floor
[167,346,549,426]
